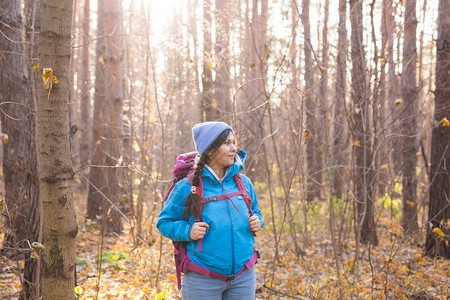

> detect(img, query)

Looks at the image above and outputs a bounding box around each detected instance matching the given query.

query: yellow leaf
[303,129,312,144]
[212,98,217,108]
[394,99,403,106]
[344,166,350,175]
[42,68,58,90]
[433,228,445,238]
[74,286,83,295]
[33,63,39,72]
[440,117,450,127]
[353,140,361,146]
[208,61,213,69]
[98,55,105,65]
[167,274,176,281]
[319,66,328,72]
[405,200,416,207]
[142,286,151,293]
[381,54,387,67]
[1,133,8,144]
[217,64,222,70]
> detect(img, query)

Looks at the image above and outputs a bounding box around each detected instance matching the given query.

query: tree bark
[0,0,31,258]
[87,0,125,235]
[387,0,401,176]
[202,0,216,121]
[102,0,124,234]
[425,0,450,259]
[0,0,41,298]
[87,0,107,220]
[79,0,91,191]
[318,0,329,197]
[401,0,419,234]
[349,0,378,246]
[239,0,268,181]
[37,0,78,297]
[301,0,320,201]
[215,0,232,123]
[332,0,347,200]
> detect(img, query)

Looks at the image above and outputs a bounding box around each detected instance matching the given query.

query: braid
[183,154,209,219]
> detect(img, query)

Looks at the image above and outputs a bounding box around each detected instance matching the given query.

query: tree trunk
[301,0,320,201]
[86,0,125,235]
[102,0,124,234]
[332,0,347,200]
[202,0,216,121]
[79,0,91,191]
[349,0,378,246]
[318,0,329,197]
[187,0,201,124]
[401,0,419,234]
[37,0,78,297]
[377,0,389,197]
[0,0,31,258]
[425,0,450,259]
[69,0,79,167]
[0,0,41,298]
[239,0,268,181]
[215,0,231,123]
[87,0,107,220]
[387,0,401,176]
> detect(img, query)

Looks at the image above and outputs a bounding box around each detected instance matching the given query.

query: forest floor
[1,191,449,299]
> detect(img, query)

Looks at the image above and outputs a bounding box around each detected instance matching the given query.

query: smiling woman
[157,121,264,299]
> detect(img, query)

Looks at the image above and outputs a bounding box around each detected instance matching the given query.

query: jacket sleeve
[242,175,264,229]
[156,180,193,241]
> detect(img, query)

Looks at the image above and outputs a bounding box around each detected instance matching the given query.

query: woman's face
[209,132,237,169]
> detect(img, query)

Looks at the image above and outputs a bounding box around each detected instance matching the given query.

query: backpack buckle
[204,196,217,203]
[227,275,236,281]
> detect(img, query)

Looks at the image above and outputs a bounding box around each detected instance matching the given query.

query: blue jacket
[157,149,263,276]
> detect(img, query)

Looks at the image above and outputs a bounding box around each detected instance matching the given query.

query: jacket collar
[201,149,246,182]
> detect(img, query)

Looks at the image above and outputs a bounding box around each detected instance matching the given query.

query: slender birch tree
[37,0,78,297]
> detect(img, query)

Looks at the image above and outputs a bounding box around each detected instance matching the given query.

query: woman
[157,121,264,299]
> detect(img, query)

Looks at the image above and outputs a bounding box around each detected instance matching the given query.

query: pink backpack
[163,152,258,289]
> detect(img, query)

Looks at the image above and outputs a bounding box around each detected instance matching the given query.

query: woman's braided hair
[183,129,233,219]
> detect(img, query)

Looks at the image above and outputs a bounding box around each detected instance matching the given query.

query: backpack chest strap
[201,191,249,213]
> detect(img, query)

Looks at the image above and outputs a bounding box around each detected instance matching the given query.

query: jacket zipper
[223,184,236,274]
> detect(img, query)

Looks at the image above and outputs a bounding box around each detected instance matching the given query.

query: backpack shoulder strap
[234,173,253,215]
[234,173,257,237]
